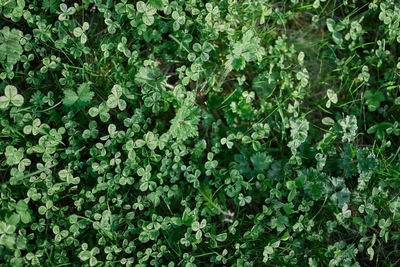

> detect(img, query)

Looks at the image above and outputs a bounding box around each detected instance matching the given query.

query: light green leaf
[16,200,28,213]
[0,95,9,109]
[367,246,374,261]
[191,221,200,231]
[63,90,79,106]
[5,85,17,98]
[215,233,227,242]
[11,94,24,106]
[7,213,20,226]
[150,0,163,10]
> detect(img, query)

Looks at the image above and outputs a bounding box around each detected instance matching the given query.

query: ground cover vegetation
[1,0,400,266]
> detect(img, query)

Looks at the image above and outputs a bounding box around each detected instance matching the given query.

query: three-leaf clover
[15,200,32,224]
[59,169,80,185]
[1,0,25,22]
[5,146,24,166]
[89,102,110,122]
[38,200,54,219]
[172,11,186,31]
[73,22,89,44]
[58,3,76,21]
[0,221,17,249]
[238,193,252,206]
[326,89,338,108]
[138,165,156,191]
[106,84,126,111]
[136,1,157,26]
[358,66,370,82]
[190,42,213,62]
[191,219,207,240]
[288,118,309,149]
[326,18,346,45]
[24,118,44,136]
[296,68,309,87]
[0,85,24,109]
[79,243,100,266]
[104,19,120,34]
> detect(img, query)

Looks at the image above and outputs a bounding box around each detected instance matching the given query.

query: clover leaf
[136,1,157,26]
[73,22,89,44]
[326,18,345,45]
[0,85,24,109]
[15,200,32,224]
[58,3,75,21]
[106,84,127,111]
[326,89,338,108]
[365,90,385,112]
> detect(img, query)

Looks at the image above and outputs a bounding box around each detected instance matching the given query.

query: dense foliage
[1,0,400,266]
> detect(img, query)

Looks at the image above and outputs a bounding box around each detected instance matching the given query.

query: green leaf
[88,107,99,117]
[7,213,20,226]
[226,30,265,70]
[143,13,155,26]
[63,83,94,107]
[365,90,385,111]
[298,51,305,65]
[326,89,338,108]
[20,212,31,224]
[339,115,358,142]
[11,94,24,106]
[215,233,227,242]
[181,209,194,226]
[38,206,47,215]
[332,32,343,45]
[63,90,79,106]
[1,85,24,107]
[79,250,91,261]
[42,0,59,13]
[288,118,309,149]
[134,65,166,90]
[250,152,273,172]
[191,221,200,231]
[16,200,28,213]
[0,95,9,109]
[5,85,17,98]
[326,18,335,32]
[73,27,83,37]
[169,93,200,141]
[378,218,391,229]
[150,0,163,10]
[106,96,118,109]
[367,246,374,261]
[136,1,147,13]
[0,27,23,67]
[0,222,16,234]
[322,117,335,126]
[288,189,296,202]
[171,217,183,226]
[77,83,94,103]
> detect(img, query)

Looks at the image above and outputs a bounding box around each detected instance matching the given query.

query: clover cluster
[1,0,400,266]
